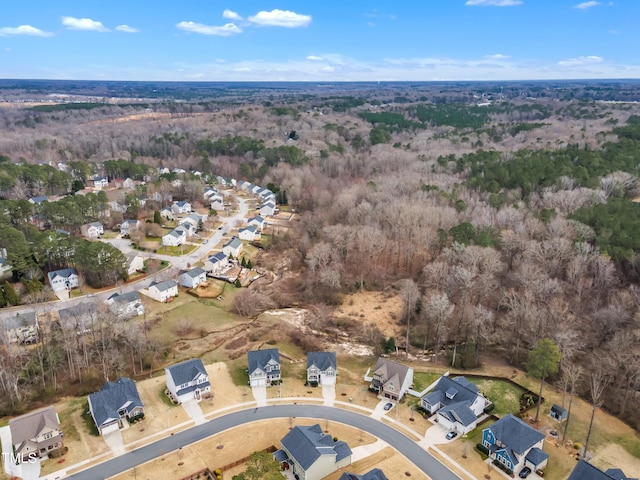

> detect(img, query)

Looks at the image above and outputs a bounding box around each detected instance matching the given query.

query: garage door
[100,422,120,435]
[251,378,266,387]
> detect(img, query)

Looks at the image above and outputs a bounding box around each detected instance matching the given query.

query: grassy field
[412,371,442,392]
[469,378,526,416]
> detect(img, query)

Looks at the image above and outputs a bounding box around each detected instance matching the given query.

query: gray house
[178,267,207,288]
[307,352,337,385]
[165,358,211,404]
[367,357,414,402]
[88,377,144,435]
[247,348,280,387]
[339,469,388,480]
[10,406,63,462]
[107,291,145,318]
[274,424,352,480]
[567,460,638,480]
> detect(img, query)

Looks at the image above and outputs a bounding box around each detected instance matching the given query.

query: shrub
[492,459,513,475]
[483,404,495,414]
[477,443,489,455]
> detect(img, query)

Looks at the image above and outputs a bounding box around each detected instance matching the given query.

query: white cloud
[247,9,312,28]
[116,25,139,33]
[367,22,376,27]
[176,21,242,36]
[485,53,510,59]
[62,16,109,31]
[574,1,600,9]
[0,25,53,37]
[222,9,242,21]
[465,0,522,6]
[306,55,323,61]
[557,55,603,66]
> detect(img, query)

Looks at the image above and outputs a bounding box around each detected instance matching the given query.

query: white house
[238,225,260,242]
[204,252,229,276]
[172,200,191,215]
[47,268,79,292]
[107,291,145,318]
[165,358,211,404]
[81,221,104,239]
[125,254,144,276]
[162,228,187,247]
[144,280,178,302]
[180,213,205,231]
[307,352,337,385]
[28,196,49,205]
[248,215,266,231]
[179,267,207,288]
[120,219,141,236]
[159,207,174,220]
[222,237,243,258]
[93,176,109,189]
[203,187,218,200]
[210,198,225,211]
[260,201,276,217]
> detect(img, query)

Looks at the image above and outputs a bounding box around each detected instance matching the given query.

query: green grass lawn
[412,372,442,392]
[58,397,84,442]
[469,378,526,416]
[157,244,197,256]
[228,358,250,387]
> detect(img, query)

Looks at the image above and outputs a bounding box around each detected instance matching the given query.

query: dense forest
[1,81,640,434]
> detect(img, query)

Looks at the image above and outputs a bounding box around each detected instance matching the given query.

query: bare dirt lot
[336,291,404,339]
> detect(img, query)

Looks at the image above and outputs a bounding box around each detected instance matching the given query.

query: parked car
[519,467,532,478]
[446,431,458,440]
[383,403,393,411]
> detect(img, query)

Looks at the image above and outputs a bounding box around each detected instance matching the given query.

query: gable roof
[47,267,77,282]
[373,357,412,389]
[207,252,228,264]
[223,236,242,250]
[108,290,141,304]
[486,414,545,456]
[88,377,143,427]
[174,200,190,207]
[568,460,638,480]
[307,352,337,372]
[149,279,177,292]
[424,375,480,407]
[183,267,205,279]
[166,358,207,386]
[248,348,279,373]
[239,225,257,234]
[249,215,265,224]
[280,424,352,470]
[339,469,388,480]
[10,406,60,452]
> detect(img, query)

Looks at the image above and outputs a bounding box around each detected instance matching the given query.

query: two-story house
[120,219,142,237]
[10,406,63,462]
[107,291,145,318]
[238,225,260,242]
[421,375,490,434]
[204,252,230,276]
[162,228,187,247]
[247,348,281,387]
[80,221,104,239]
[222,236,243,258]
[260,201,276,217]
[248,215,266,231]
[178,267,207,288]
[307,352,337,385]
[47,267,79,292]
[171,200,192,215]
[93,176,109,189]
[144,279,178,302]
[366,357,414,402]
[125,254,145,276]
[274,424,352,480]
[88,377,144,435]
[482,414,549,475]
[165,358,211,404]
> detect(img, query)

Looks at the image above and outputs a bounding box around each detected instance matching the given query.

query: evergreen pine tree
[3,281,19,306]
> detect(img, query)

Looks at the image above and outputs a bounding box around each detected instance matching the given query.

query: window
[43,432,53,440]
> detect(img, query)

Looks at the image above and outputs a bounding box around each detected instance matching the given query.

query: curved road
[67,404,459,480]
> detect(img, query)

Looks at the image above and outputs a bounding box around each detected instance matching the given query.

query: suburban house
[274,424,352,480]
[165,358,211,404]
[125,254,144,276]
[210,198,225,211]
[307,352,337,385]
[567,460,638,480]
[57,303,96,336]
[178,267,207,288]
[113,177,135,189]
[144,279,178,302]
[180,213,205,231]
[238,225,260,242]
[107,291,145,318]
[222,236,243,258]
[172,168,186,174]
[162,228,187,247]
[248,215,266,231]
[251,184,262,195]
[1,312,39,345]
[339,469,388,480]
[247,348,281,387]
[549,404,568,422]
[204,252,229,276]
[159,207,174,220]
[482,414,549,475]
[260,201,276,217]
[203,187,217,200]
[421,375,490,434]
[47,267,79,292]
[29,195,49,205]
[120,219,142,236]
[9,406,63,462]
[80,221,104,239]
[215,175,227,186]
[88,378,144,435]
[93,176,109,189]
[366,357,414,402]
[172,200,191,215]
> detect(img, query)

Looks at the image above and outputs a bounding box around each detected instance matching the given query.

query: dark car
[383,403,393,411]
[519,467,532,478]
[446,431,458,440]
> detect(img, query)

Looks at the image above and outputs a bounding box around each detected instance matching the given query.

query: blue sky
[0,1,638,81]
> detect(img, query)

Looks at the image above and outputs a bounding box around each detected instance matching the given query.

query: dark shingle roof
[166,358,207,386]
[280,424,352,471]
[568,460,638,480]
[149,279,177,292]
[88,378,143,428]
[208,252,227,264]
[108,291,141,304]
[486,414,545,456]
[339,468,389,480]
[224,236,242,250]
[47,267,77,283]
[307,352,337,372]
[248,348,279,373]
[525,447,549,467]
[183,267,205,279]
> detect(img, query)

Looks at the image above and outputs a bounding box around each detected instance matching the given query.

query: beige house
[10,406,63,462]
[125,254,145,276]
[366,357,414,402]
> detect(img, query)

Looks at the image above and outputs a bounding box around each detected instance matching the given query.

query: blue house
[482,414,548,475]
[550,404,568,422]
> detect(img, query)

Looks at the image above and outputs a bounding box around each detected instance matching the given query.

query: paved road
[0,194,249,321]
[67,404,460,480]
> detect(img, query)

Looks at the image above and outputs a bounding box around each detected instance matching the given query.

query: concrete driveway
[419,422,456,449]
[103,429,126,456]
[322,383,336,406]
[182,399,206,425]
[251,385,267,407]
[371,399,394,419]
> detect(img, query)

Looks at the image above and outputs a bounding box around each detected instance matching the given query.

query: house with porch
[165,358,211,404]
[179,267,207,288]
[88,378,144,435]
[567,460,638,480]
[222,236,243,258]
[247,348,281,387]
[47,267,79,292]
[307,352,337,385]
[93,176,109,189]
[366,357,414,402]
[144,279,178,302]
[339,469,388,480]
[421,374,489,434]
[180,213,205,231]
[210,198,225,211]
[204,252,229,276]
[10,406,63,462]
[107,291,145,318]
[482,414,549,476]
[274,424,352,480]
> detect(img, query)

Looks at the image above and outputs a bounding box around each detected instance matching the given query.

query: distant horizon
[1,1,639,81]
